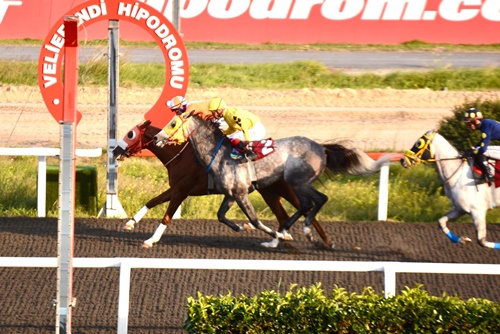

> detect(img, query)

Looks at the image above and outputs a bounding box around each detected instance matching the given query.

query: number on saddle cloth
[249,138,275,160]
[229,138,275,161]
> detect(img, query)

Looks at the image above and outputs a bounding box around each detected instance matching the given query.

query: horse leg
[471,210,500,249]
[282,186,328,232]
[263,182,334,248]
[124,189,173,231]
[303,192,328,227]
[217,195,247,232]
[438,206,471,244]
[256,188,296,247]
[142,194,185,248]
[232,195,285,240]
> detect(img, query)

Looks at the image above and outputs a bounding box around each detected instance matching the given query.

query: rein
[205,137,225,173]
[162,141,190,167]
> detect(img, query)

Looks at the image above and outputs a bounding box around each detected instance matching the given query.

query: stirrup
[476,174,493,185]
[245,150,258,161]
[230,151,248,162]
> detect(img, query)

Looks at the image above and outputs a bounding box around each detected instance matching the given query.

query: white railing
[0,147,102,217]
[1,257,499,334]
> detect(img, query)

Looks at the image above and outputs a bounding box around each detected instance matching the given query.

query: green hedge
[184,284,500,333]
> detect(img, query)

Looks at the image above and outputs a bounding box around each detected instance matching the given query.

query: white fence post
[378,162,390,221]
[37,156,47,217]
[383,263,396,298]
[117,260,131,334]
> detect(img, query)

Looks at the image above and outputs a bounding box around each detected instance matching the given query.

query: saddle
[471,158,500,187]
[230,138,275,162]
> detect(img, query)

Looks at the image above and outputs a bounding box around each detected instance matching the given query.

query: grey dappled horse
[155,113,391,241]
[401,129,500,249]
[113,120,335,249]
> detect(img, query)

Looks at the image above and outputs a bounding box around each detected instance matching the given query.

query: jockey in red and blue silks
[463,107,500,183]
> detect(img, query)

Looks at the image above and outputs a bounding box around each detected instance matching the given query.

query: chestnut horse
[113,120,334,249]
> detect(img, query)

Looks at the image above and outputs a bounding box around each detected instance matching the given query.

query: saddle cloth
[471,158,500,188]
[230,138,275,161]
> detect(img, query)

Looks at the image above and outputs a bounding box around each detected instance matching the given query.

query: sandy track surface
[1,85,499,151]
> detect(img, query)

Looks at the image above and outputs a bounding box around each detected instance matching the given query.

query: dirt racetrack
[1,217,500,333]
[2,85,500,151]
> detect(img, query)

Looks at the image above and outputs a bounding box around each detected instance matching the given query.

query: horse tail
[323,143,393,175]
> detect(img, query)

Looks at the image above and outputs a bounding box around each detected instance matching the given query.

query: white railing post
[378,162,390,221]
[117,260,131,334]
[37,156,47,217]
[383,263,396,298]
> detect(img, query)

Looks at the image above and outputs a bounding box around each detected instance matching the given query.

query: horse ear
[142,120,152,128]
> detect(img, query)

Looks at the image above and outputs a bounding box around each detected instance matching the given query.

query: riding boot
[477,156,494,184]
[244,148,258,161]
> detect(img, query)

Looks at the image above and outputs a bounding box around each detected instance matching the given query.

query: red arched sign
[38,0,189,127]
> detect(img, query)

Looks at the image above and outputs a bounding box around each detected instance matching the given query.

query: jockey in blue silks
[463,107,500,183]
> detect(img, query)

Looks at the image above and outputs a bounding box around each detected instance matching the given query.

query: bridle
[403,129,467,184]
[403,130,438,166]
[163,111,196,145]
[123,125,151,156]
[124,123,190,167]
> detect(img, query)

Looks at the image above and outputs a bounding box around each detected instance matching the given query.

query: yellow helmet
[208,97,226,111]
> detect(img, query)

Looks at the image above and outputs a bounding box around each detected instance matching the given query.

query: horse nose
[154,131,169,147]
[400,157,409,168]
[112,146,128,159]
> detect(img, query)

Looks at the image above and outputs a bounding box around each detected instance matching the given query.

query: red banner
[36,0,189,127]
[0,0,499,44]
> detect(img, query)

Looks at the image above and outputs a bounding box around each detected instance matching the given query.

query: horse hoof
[303,226,313,242]
[460,237,472,244]
[123,221,135,231]
[244,223,256,231]
[261,238,280,248]
[142,241,153,249]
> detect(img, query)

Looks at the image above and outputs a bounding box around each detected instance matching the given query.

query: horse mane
[190,114,226,140]
[434,132,460,156]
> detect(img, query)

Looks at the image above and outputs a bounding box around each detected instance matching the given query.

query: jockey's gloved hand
[237,140,249,151]
[462,148,474,158]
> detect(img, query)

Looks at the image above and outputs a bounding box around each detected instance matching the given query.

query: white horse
[401,129,500,249]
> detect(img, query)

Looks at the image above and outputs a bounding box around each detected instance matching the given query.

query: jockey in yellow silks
[208,97,266,161]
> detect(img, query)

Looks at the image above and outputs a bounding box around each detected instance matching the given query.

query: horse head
[401,129,437,168]
[113,120,152,160]
[154,113,191,147]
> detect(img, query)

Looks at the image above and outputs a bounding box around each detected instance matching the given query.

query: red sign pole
[57,15,79,334]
